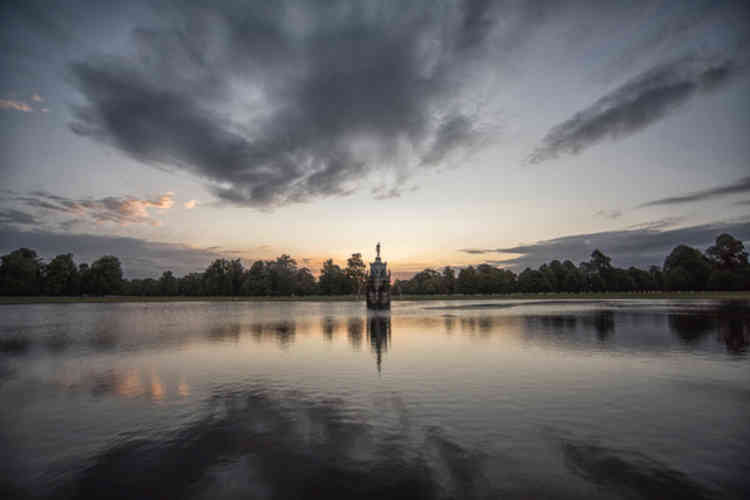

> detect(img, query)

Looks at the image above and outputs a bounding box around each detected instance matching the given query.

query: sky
[1,0,749,278]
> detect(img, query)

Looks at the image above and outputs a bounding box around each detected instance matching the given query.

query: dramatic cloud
[0,225,222,278]
[421,114,477,166]
[10,191,175,226]
[66,0,512,208]
[529,56,740,163]
[461,218,750,269]
[0,99,32,112]
[638,176,750,207]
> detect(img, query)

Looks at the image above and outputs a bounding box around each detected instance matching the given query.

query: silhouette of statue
[368,313,391,373]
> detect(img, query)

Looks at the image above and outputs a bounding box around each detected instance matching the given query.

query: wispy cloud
[183,200,197,209]
[625,216,686,231]
[0,99,32,112]
[529,56,739,164]
[11,191,175,226]
[595,209,622,219]
[638,176,750,207]
[31,93,43,102]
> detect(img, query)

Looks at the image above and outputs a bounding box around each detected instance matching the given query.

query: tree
[242,261,271,296]
[403,269,443,294]
[345,253,367,298]
[203,259,234,295]
[590,249,612,274]
[158,271,179,296]
[707,269,744,291]
[89,256,124,295]
[43,253,79,296]
[518,268,551,293]
[179,272,205,296]
[319,259,348,295]
[663,245,711,291]
[295,268,318,295]
[78,263,92,295]
[706,233,748,270]
[270,255,297,295]
[649,265,664,290]
[628,266,655,291]
[456,266,478,294]
[0,248,43,295]
[442,266,456,294]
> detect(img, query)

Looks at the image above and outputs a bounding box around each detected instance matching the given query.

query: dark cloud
[67,0,507,208]
[529,56,740,163]
[638,176,750,207]
[9,190,174,226]
[0,225,222,277]
[461,218,750,269]
[421,114,477,165]
[0,209,38,226]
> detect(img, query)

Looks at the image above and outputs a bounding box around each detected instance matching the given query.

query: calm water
[0,299,748,499]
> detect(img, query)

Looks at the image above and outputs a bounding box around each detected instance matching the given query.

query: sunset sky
[1,0,749,278]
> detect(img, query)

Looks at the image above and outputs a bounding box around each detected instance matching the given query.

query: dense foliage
[393,233,749,295]
[1,234,748,297]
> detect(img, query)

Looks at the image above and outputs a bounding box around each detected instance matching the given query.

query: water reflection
[561,439,718,500]
[667,301,750,354]
[347,317,363,350]
[1,301,748,358]
[35,387,498,500]
[367,313,391,373]
[1,300,749,499]
[57,367,191,401]
[321,316,339,341]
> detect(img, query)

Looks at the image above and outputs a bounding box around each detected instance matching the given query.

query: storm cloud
[461,218,750,269]
[639,176,750,207]
[0,225,222,278]
[529,56,740,163]
[67,0,507,208]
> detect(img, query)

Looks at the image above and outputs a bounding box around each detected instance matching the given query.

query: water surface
[1,299,748,499]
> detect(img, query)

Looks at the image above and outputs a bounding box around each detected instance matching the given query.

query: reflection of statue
[367,313,391,373]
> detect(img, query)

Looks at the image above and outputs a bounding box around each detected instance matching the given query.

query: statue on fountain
[366,242,391,310]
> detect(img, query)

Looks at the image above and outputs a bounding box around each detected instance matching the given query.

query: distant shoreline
[2,291,749,305]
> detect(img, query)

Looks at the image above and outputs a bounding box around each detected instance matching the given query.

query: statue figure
[366,242,390,310]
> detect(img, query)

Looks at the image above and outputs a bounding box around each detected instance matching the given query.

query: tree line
[0,233,747,297]
[394,233,749,295]
[0,250,368,297]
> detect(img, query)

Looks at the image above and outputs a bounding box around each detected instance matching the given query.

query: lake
[0,299,748,499]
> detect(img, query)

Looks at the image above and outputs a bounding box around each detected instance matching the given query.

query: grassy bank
[1,291,749,305]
